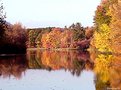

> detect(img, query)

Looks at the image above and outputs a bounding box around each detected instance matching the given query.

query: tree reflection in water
[94,54,121,90]
[0,50,94,79]
[27,50,94,76]
[0,55,27,79]
[0,50,121,89]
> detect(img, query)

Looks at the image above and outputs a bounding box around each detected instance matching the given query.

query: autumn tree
[92,0,112,52]
[41,28,62,48]
[27,27,51,48]
[60,29,73,48]
[11,23,27,46]
[85,27,93,39]
[35,27,51,48]
[28,30,37,47]
[92,0,121,53]
[108,0,121,53]
[1,23,27,53]
[94,0,111,29]
[94,24,112,52]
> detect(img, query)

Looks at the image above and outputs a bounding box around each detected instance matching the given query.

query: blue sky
[3,0,101,28]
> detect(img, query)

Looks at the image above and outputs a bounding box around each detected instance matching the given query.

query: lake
[0,50,121,90]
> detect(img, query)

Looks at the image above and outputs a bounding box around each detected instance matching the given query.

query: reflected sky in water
[0,69,95,90]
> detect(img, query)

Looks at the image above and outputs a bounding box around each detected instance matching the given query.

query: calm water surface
[0,50,120,90]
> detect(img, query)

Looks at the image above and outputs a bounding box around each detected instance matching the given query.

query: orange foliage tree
[60,29,73,48]
[41,28,62,48]
[109,1,121,53]
[85,27,93,39]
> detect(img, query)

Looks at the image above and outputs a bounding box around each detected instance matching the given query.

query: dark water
[0,50,121,90]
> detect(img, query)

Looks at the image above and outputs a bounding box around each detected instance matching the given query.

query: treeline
[0,0,94,53]
[2,0,121,53]
[27,23,93,50]
[91,0,121,53]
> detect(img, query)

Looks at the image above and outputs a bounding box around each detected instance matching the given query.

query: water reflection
[0,55,27,79]
[0,50,121,90]
[94,54,121,90]
[27,50,94,76]
[0,50,94,79]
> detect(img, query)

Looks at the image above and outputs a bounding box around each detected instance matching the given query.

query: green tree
[70,23,85,41]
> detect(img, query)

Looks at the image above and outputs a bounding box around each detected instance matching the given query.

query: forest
[0,0,121,54]
[27,23,93,50]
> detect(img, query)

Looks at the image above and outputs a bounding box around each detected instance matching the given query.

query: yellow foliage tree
[93,24,112,52]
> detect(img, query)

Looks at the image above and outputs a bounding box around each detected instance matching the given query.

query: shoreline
[27,48,80,51]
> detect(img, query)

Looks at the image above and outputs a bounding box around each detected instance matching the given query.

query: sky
[3,0,101,28]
